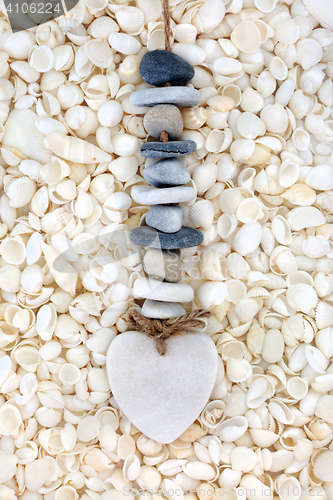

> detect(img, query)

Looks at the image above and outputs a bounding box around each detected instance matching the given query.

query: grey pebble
[143,248,184,282]
[130,87,201,108]
[130,226,204,249]
[132,185,196,205]
[144,104,183,141]
[140,50,195,87]
[142,299,186,319]
[144,158,190,187]
[146,204,184,233]
[140,140,197,158]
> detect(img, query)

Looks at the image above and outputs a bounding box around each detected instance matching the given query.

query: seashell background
[1,0,333,498]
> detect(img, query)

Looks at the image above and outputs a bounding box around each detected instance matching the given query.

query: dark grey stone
[140,50,195,87]
[140,140,197,158]
[144,105,183,141]
[130,87,201,107]
[130,226,203,249]
[146,204,184,233]
[144,158,190,187]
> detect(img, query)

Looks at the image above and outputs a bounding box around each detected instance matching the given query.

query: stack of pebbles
[129,50,204,320]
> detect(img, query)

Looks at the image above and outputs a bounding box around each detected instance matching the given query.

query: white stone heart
[106,330,218,444]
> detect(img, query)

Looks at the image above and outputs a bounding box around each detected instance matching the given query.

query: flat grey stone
[140,50,195,87]
[143,248,184,282]
[130,87,201,108]
[140,140,197,158]
[142,299,186,319]
[144,158,190,187]
[146,205,184,233]
[144,105,183,141]
[107,331,218,443]
[130,226,204,249]
[131,185,196,205]
[133,277,194,302]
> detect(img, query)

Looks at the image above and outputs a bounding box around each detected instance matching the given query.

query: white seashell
[231,447,257,472]
[303,0,333,30]
[59,363,81,385]
[172,43,206,66]
[271,215,292,245]
[236,198,263,224]
[84,40,114,69]
[236,112,266,140]
[0,403,22,436]
[0,237,26,265]
[43,132,111,163]
[57,83,84,110]
[87,16,119,39]
[173,23,197,43]
[30,46,54,73]
[296,39,323,70]
[304,165,333,191]
[260,102,288,134]
[231,20,262,54]
[112,133,140,157]
[300,64,326,95]
[196,282,227,310]
[5,177,37,209]
[36,21,66,49]
[227,358,252,383]
[193,162,218,195]
[85,0,107,15]
[313,450,333,482]
[136,0,162,24]
[281,183,316,206]
[241,87,264,113]
[217,214,238,239]
[302,235,330,258]
[216,416,248,442]
[2,109,52,164]
[292,128,310,151]
[40,69,66,91]
[286,207,326,231]
[0,265,21,293]
[0,31,35,60]
[233,222,262,256]
[278,160,300,188]
[189,200,215,230]
[116,6,144,35]
[269,57,288,81]
[286,283,318,314]
[286,376,308,400]
[109,33,141,55]
[315,327,333,358]
[254,0,277,12]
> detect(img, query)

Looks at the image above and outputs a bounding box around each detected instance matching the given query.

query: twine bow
[126,309,211,355]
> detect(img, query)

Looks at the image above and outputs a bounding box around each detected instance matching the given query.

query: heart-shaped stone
[106,330,218,444]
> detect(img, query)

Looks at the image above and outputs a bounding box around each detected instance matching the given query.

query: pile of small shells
[1,0,333,498]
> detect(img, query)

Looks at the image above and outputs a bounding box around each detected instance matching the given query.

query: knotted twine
[127,309,211,355]
[128,0,210,355]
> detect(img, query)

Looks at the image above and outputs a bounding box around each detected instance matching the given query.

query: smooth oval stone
[140,140,196,158]
[143,248,184,282]
[131,185,196,205]
[146,204,184,233]
[130,226,204,249]
[144,104,183,141]
[144,158,191,187]
[106,331,218,443]
[140,50,195,87]
[133,277,194,302]
[130,87,201,108]
[142,299,186,319]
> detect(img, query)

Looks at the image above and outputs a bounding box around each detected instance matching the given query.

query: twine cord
[163,0,172,52]
[127,309,211,355]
